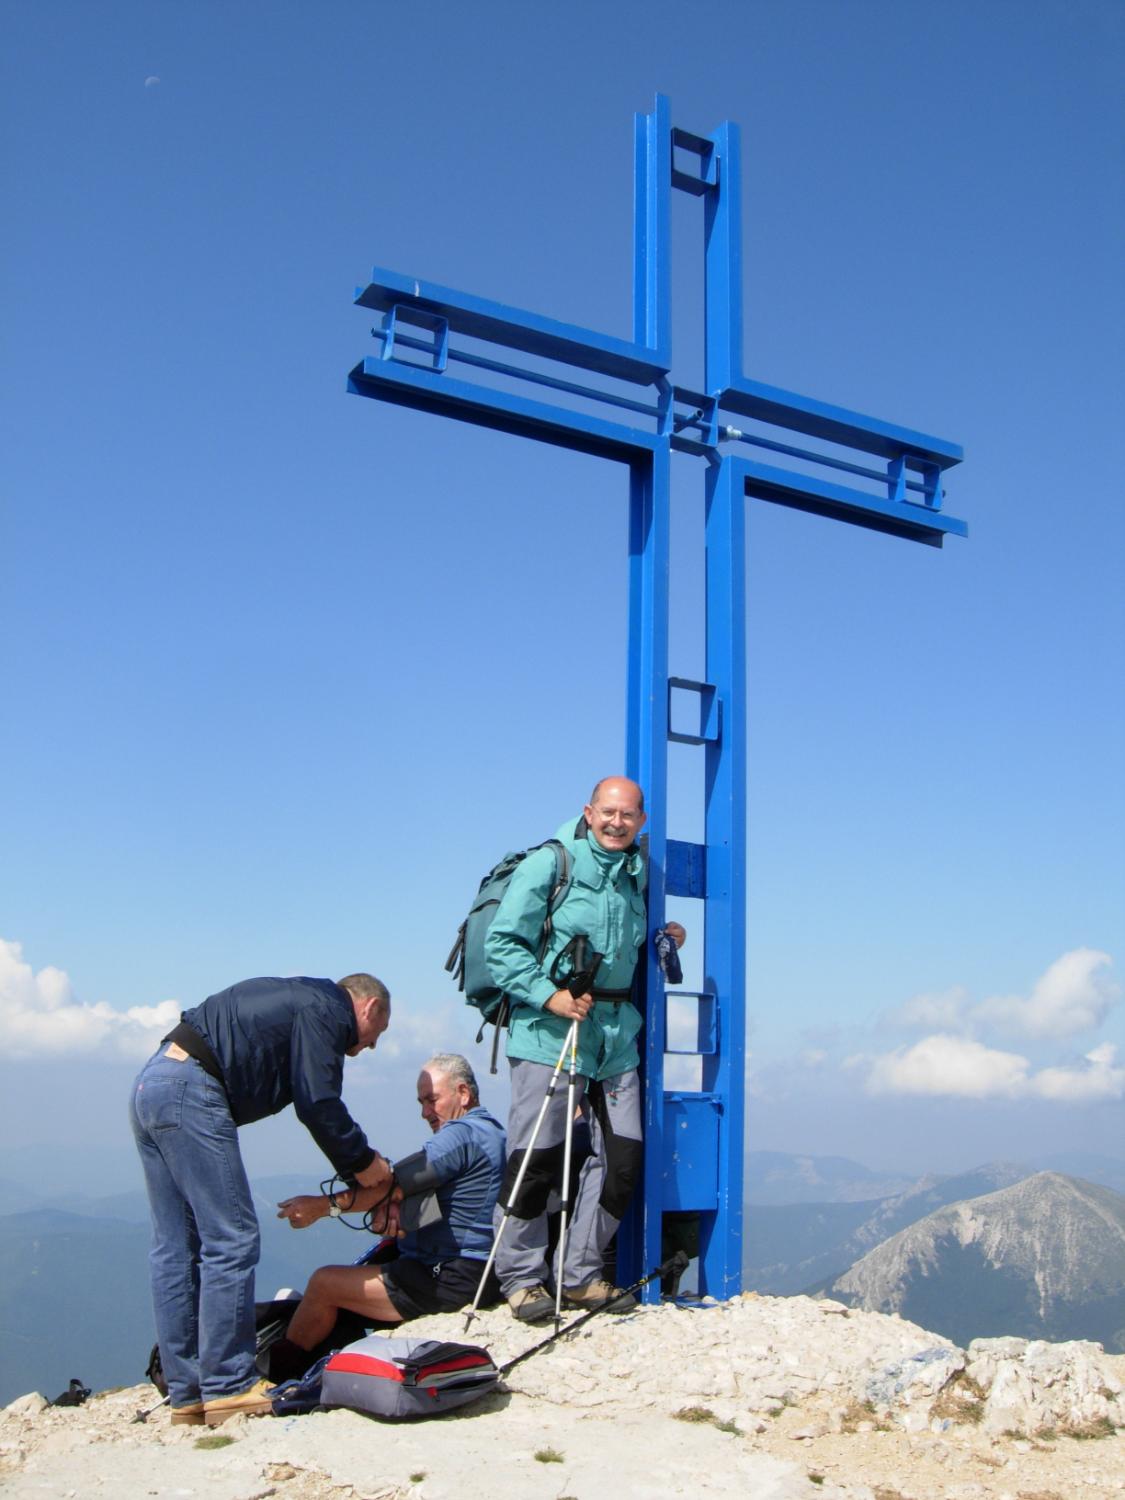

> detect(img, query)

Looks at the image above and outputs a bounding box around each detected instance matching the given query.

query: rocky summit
[1,1292,1123,1498]
[825,1171,1125,1351]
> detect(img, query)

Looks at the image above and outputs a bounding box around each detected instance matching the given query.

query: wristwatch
[327,1193,342,1218]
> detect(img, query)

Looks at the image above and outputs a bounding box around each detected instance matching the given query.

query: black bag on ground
[51,1378,91,1407]
[145,1299,383,1396]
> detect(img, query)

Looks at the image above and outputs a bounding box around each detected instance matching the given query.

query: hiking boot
[169,1400,205,1426]
[562,1278,636,1313]
[203,1378,275,1426]
[507,1284,555,1323]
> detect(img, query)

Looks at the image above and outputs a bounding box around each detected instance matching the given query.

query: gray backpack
[319,1333,498,1419]
[445,839,571,1072]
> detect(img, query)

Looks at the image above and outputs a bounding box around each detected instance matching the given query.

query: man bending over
[130,972,394,1426]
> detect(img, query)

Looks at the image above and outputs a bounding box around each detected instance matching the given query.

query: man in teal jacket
[484,775,685,1322]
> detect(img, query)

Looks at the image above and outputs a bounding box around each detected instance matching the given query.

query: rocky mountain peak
[825,1172,1125,1350]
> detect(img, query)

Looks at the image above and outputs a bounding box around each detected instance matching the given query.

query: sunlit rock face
[826,1172,1125,1352]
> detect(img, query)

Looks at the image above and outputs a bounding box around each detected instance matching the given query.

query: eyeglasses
[590,805,643,823]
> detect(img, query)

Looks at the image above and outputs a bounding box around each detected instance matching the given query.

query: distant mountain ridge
[822,1172,1125,1352]
[745,1151,916,1205]
[0,1180,356,1406]
[744,1162,1029,1294]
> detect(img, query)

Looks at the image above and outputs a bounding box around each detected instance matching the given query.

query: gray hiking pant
[494,1055,642,1296]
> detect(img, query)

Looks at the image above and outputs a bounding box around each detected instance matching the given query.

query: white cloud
[889,985,969,1031]
[866,1034,1030,1099]
[664,1054,703,1091]
[864,1032,1125,1103]
[363,999,465,1067]
[0,939,179,1061]
[1028,1042,1125,1102]
[973,948,1118,1039]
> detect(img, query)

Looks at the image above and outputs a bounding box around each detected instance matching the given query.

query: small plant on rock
[930,1370,986,1426]
[673,1405,716,1424]
[1061,1416,1116,1440]
[838,1398,890,1434]
[672,1405,740,1435]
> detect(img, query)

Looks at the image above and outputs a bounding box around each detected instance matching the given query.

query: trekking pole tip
[132,1393,170,1423]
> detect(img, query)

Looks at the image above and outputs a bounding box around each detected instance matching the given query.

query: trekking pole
[553,1016,582,1324]
[499,1250,689,1377]
[550,937,603,1323]
[131,1392,170,1423]
[462,1021,578,1329]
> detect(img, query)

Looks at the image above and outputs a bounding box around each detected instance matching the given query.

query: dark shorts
[380,1255,498,1321]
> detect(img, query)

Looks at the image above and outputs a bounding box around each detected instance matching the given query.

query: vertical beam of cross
[347,94,965,1302]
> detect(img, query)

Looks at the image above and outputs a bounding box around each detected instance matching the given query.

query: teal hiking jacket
[483,816,648,1080]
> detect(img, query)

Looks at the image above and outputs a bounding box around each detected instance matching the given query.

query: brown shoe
[169,1401,205,1426]
[203,1378,275,1426]
[507,1284,555,1323]
[562,1278,636,1313]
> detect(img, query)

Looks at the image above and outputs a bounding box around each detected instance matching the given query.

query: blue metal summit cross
[348,96,966,1302]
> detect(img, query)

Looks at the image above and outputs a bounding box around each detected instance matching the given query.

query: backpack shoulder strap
[535,839,572,962]
[547,839,571,911]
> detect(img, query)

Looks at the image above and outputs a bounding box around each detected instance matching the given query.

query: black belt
[163,1021,227,1091]
[593,989,632,1004]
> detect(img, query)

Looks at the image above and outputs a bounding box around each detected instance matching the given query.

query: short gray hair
[338,973,390,1009]
[421,1052,479,1103]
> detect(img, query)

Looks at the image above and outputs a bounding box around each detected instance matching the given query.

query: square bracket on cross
[670,126,719,196]
[668,676,720,745]
[375,303,450,373]
[887,453,944,511]
[665,991,718,1056]
[672,386,719,451]
[666,838,706,899]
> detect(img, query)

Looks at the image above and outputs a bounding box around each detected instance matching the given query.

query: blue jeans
[129,1049,259,1404]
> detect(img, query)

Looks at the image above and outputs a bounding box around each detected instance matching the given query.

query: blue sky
[2,0,1122,1191]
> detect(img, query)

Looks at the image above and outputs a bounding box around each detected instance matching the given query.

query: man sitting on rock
[268,1053,505,1380]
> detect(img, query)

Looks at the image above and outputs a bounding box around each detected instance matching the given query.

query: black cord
[319,1173,397,1234]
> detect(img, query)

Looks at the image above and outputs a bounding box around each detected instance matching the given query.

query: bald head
[584,776,647,852]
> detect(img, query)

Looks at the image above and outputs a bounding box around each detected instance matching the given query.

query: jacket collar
[570,817,645,882]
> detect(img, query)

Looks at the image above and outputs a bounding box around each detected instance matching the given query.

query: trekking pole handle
[564,937,605,999]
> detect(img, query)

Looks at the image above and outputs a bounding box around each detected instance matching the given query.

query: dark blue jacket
[182,976,375,1176]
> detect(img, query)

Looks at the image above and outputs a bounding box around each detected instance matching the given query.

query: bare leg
[286,1264,404,1350]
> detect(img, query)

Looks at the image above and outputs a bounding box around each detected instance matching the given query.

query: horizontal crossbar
[347,357,658,464]
[356,267,666,386]
[723,375,962,468]
[736,455,967,547]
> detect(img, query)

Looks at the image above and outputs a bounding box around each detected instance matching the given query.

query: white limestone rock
[0,1394,47,1420]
